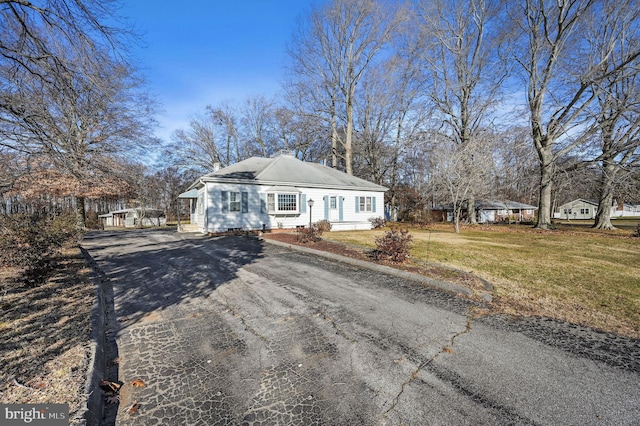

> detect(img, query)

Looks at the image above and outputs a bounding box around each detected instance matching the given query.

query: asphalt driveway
[81,229,640,425]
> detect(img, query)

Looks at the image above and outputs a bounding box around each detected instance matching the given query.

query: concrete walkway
[82,229,640,425]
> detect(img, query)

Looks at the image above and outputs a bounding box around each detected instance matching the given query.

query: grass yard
[326,224,640,338]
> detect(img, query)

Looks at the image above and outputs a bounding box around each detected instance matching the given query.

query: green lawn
[326,225,640,337]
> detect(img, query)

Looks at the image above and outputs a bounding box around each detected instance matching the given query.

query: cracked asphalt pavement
[81,229,640,425]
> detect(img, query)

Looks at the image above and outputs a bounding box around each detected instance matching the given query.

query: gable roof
[558,198,599,208]
[191,154,387,191]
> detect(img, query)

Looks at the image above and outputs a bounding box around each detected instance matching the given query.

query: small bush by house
[296,220,331,243]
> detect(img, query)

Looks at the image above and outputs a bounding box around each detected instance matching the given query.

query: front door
[329,196,339,221]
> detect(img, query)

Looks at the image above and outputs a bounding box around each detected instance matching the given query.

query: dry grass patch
[0,246,94,423]
[328,225,640,338]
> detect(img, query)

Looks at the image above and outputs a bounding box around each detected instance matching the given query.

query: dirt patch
[0,246,94,424]
[262,232,490,298]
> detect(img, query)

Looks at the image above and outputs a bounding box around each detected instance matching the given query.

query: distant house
[554,198,640,219]
[99,208,166,228]
[432,200,537,223]
[179,153,387,234]
[553,199,598,220]
[611,200,640,217]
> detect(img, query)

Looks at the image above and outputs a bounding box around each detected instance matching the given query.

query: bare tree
[286,0,400,175]
[429,133,495,233]
[588,2,640,229]
[208,102,240,166]
[415,0,508,224]
[0,40,156,228]
[492,126,539,204]
[511,0,640,229]
[353,50,428,194]
[239,95,275,158]
[171,113,223,173]
[0,0,130,81]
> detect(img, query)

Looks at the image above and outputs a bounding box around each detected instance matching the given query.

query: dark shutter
[221,191,228,213]
[241,192,248,213]
[260,193,267,214]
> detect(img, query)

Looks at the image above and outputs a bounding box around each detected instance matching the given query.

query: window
[266,192,299,213]
[278,193,297,211]
[229,192,241,212]
[222,191,248,213]
[359,196,373,212]
[330,196,337,209]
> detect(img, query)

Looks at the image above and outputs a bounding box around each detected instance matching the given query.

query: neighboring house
[554,199,598,220]
[611,200,640,217]
[554,198,640,219]
[432,200,537,223]
[99,208,166,228]
[180,153,387,233]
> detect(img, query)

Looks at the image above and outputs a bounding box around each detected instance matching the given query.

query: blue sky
[120,1,320,143]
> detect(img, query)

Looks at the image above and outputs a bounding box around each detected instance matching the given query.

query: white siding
[202,183,384,233]
[554,200,597,220]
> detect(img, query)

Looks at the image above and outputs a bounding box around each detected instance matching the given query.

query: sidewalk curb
[262,237,485,300]
[79,247,106,426]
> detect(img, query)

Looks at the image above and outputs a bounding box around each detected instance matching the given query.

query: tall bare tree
[511,0,640,229]
[208,102,240,167]
[287,0,400,175]
[415,0,508,224]
[588,2,640,229]
[239,95,275,158]
[171,113,223,173]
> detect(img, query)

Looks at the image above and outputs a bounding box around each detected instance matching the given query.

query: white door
[329,196,339,221]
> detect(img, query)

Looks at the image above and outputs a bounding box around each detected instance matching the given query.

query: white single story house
[180,153,387,233]
[554,198,640,219]
[99,208,167,228]
[554,199,598,220]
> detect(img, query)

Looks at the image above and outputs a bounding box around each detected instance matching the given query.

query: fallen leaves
[130,378,145,388]
[99,379,122,394]
[127,402,141,414]
[99,378,146,414]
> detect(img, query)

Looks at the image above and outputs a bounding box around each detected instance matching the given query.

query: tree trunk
[593,160,617,230]
[331,97,338,169]
[536,166,553,229]
[75,195,86,230]
[345,90,354,176]
[535,143,554,229]
[467,197,477,225]
[453,204,461,234]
